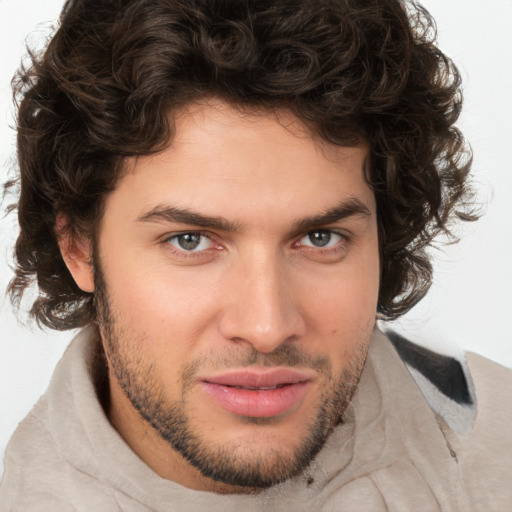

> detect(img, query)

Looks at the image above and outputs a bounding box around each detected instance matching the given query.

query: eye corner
[292,229,351,263]
[163,231,213,252]
[159,230,227,264]
[298,229,346,249]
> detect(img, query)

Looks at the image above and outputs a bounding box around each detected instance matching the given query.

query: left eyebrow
[136,205,240,232]
[292,197,372,232]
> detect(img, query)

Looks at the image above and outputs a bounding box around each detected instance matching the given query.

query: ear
[56,215,95,293]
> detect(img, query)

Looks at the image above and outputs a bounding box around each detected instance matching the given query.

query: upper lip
[200,368,314,389]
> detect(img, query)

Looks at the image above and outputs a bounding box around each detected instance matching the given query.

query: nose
[218,252,306,354]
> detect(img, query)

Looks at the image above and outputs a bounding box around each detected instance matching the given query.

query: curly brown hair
[8,0,475,330]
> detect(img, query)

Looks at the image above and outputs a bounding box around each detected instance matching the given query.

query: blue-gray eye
[169,233,212,251]
[300,230,342,248]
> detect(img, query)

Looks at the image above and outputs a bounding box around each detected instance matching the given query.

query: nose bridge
[219,247,305,353]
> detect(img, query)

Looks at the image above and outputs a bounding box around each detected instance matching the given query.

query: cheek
[104,260,224,363]
[298,254,379,361]
[304,257,379,324]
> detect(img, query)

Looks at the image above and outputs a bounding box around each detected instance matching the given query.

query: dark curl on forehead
[7,0,475,329]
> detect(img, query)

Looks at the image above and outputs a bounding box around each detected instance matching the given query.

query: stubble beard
[93,260,369,490]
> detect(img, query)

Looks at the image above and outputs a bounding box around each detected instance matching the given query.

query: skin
[61,99,380,493]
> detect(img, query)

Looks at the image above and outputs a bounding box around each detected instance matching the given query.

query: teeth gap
[229,383,290,390]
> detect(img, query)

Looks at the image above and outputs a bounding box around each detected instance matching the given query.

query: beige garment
[0,326,511,511]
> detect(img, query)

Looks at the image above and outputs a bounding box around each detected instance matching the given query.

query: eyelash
[162,229,349,259]
[163,231,221,258]
[294,230,348,251]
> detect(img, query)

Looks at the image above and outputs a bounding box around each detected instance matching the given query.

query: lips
[199,368,313,418]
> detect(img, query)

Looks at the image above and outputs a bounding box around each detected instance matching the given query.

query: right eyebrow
[136,205,241,232]
[292,197,372,232]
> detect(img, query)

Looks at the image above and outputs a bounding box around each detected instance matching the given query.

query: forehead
[113,100,374,225]
[167,99,365,167]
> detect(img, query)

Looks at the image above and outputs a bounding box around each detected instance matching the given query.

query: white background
[1,0,511,477]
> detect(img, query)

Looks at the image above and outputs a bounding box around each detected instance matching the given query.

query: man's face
[93,100,380,492]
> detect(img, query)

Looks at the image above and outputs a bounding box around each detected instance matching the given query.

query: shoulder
[387,330,512,433]
[462,350,512,452]
[386,330,512,419]
[386,330,512,507]
[386,330,478,433]
[0,398,73,511]
[0,394,125,512]
[0,330,123,511]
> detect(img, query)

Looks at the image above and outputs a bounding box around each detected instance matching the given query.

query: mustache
[181,343,332,387]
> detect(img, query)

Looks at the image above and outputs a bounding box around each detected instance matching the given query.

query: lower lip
[200,381,310,418]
